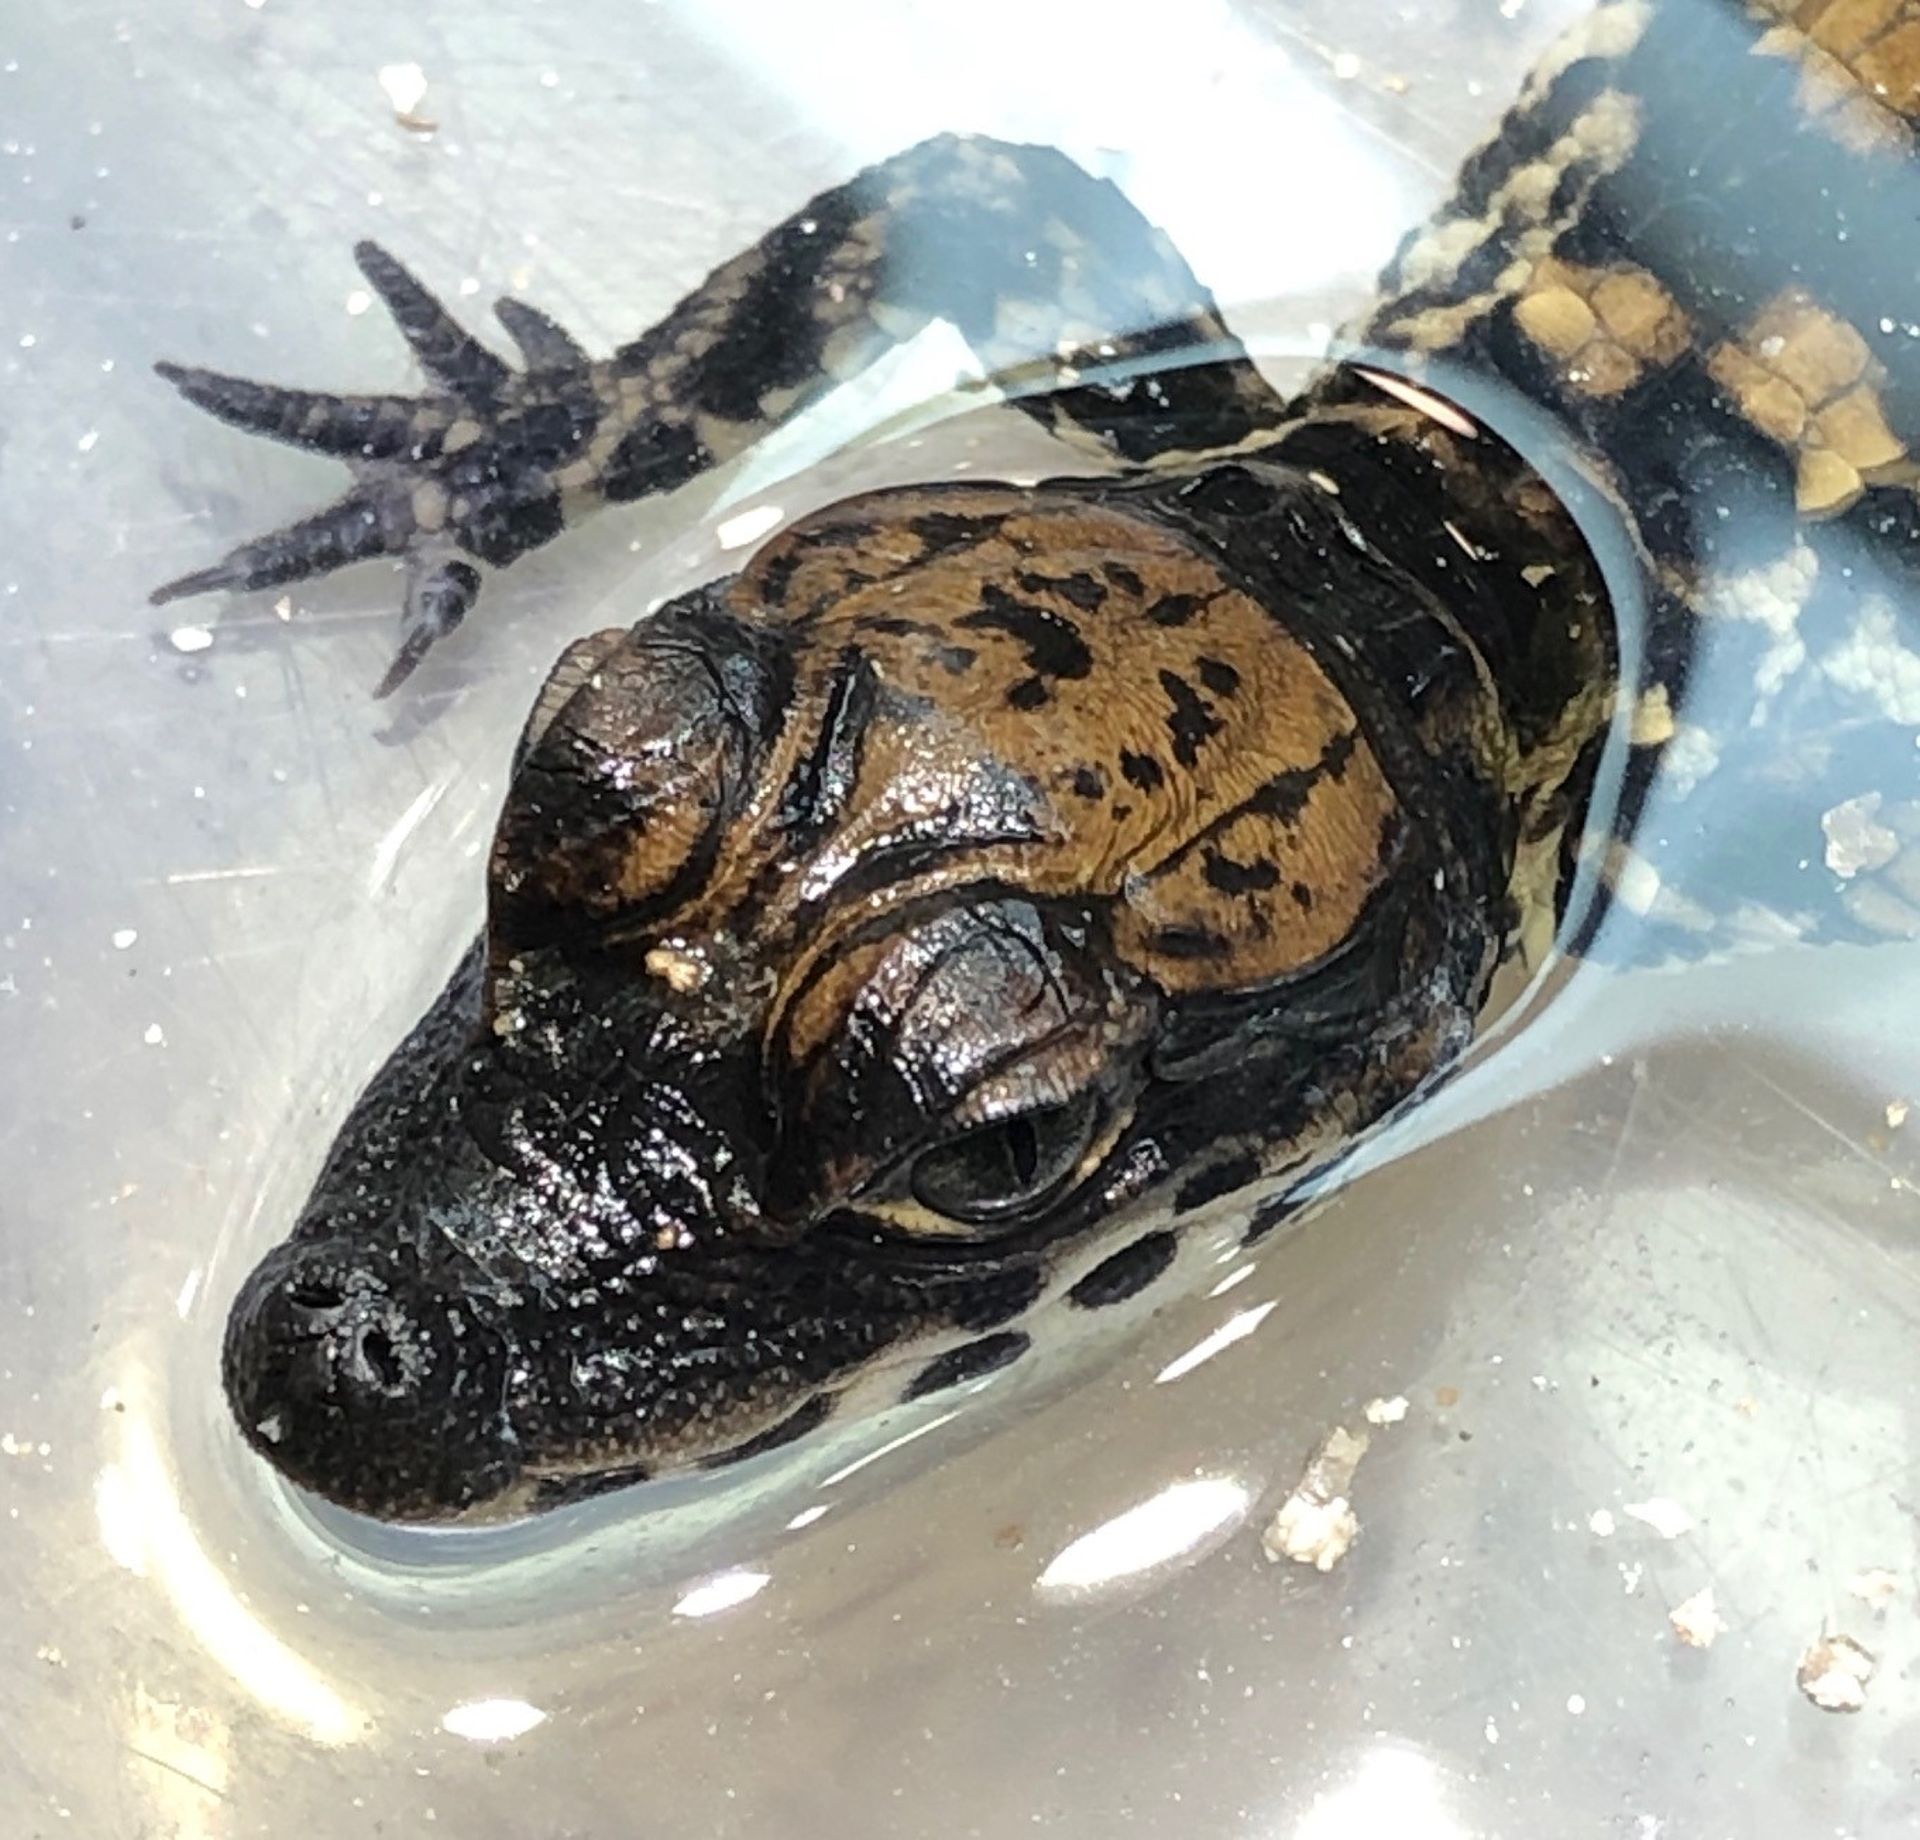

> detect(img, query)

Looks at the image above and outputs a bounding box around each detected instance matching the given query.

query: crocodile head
[223,478,1503,1522]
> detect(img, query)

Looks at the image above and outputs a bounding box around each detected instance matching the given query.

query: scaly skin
[159,0,1918,1521]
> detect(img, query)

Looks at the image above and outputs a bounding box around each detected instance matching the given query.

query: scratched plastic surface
[7,1,1920,1835]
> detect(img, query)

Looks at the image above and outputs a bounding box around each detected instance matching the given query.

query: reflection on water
[1035,1477,1252,1599]
[94,1369,360,1749]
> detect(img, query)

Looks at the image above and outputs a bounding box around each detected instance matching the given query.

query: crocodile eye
[907,1093,1103,1229]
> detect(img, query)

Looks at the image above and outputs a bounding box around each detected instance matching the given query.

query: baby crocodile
[157,0,1919,1521]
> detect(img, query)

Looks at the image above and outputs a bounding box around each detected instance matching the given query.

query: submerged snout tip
[221,1235,522,1522]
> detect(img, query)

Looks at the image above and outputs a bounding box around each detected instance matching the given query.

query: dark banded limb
[154,135,1285,694]
[1312,0,1920,954]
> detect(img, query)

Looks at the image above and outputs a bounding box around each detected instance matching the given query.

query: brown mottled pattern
[716,487,1397,999]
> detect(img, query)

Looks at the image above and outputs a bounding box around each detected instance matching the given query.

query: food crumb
[1846,1568,1901,1609]
[1797,1633,1874,1712]
[1887,1097,1910,1130]
[1669,1584,1724,1648]
[1588,1507,1617,1537]
[1262,1425,1370,1572]
[1623,1497,1693,1539]
[644,944,709,994]
[377,62,437,133]
[1822,793,1898,878]
[1362,1394,1408,1426]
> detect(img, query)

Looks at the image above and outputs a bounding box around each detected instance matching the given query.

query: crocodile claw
[154,241,596,695]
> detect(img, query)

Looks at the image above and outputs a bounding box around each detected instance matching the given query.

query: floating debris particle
[1262,1425,1370,1572]
[1623,1497,1694,1539]
[1669,1584,1724,1649]
[142,1023,165,1046]
[1887,1097,1910,1131]
[1362,1394,1408,1426]
[1796,1633,1874,1712]
[110,928,137,950]
[1822,793,1898,878]
[168,625,212,654]
[1588,1508,1617,1537]
[1846,1568,1901,1610]
[644,944,709,994]
[377,62,437,133]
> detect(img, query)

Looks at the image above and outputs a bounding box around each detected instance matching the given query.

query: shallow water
[6,0,1920,1834]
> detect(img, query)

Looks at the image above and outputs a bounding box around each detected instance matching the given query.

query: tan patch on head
[721,486,1405,999]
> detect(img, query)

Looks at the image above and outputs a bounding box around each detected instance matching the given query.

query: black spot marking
[904,1331,1031,1401]
[600,415,711,505]
[1147,592,1205,627]
[1203,850,1279,895]
[912,510,1005,557]
[858,614,941,639]
[1158,669,1224,768]
[1070,764,1107,800]
[1291,881,1315,910]
[950,1265,1044,1331]
[1250,766,1314,826]
[1176,1149,1261,1215]
[1104,562,1145,596]
[462,483,565,567]
[665,188,863,425]
[1244,728,1359,827]
[1149,925,1231,961]
[1120,750,1165,792]
[959,585,1094,683]
[1070,1231,1179,1309]
[1196,656,1241,698]
[704,1391,836,1467]
[1008,677,1051,711]
[1018,568,1107,611]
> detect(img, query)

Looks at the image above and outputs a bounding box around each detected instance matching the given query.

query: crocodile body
[156,0,1920,1521]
